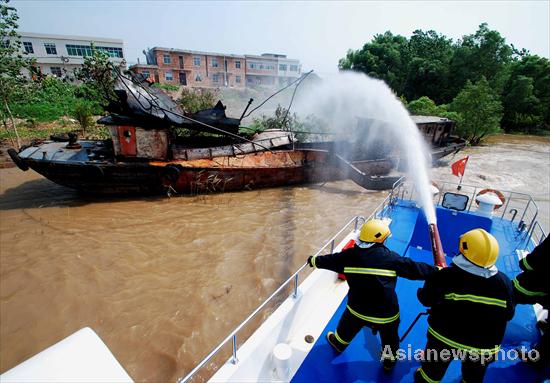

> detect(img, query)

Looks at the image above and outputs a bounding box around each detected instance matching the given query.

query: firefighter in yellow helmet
[308,219,437,371]
[416,229,515,383]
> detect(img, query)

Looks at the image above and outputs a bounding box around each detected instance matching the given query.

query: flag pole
[457,156,468,190]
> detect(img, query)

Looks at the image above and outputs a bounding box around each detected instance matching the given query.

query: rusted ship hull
[11,143,395,194]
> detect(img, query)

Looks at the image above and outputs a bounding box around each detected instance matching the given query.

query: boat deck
[292,201,545,382]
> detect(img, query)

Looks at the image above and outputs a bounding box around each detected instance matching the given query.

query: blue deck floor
[292,201,546,382]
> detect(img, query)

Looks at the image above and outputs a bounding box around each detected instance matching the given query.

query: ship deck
[292,200,545,382]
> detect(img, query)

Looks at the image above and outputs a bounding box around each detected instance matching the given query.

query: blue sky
[12,0,550,74]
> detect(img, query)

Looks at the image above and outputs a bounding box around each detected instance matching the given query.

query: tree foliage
[339,23,550,135]
[179,87,218,113]
[450,77,503,145]
[75,45,118,108]
[0,0,32,147]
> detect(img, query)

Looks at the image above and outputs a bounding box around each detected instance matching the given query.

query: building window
[193,57,201,66]
[50,67,62,77]
[23,42,34,54]
[290,65,299,72]
[247,76,253,83]
[212,73,220,83]
[235,60,241,69]
[211,58,219,67]
[165,71,173,81]
[44,43,57,55]
[163,54,171,64]
[279,64,287,71]
[66,44,122,58]
[97,46,123,58]
[66,44,92,57]
[236,75,241,83]
[142,70,150,78]
[248,62,258,69]
[195,74,202,82]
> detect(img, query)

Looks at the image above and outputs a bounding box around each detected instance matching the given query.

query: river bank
[0,134,548,381]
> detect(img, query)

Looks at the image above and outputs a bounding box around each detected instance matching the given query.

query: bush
[72,101,94,132]
[179,88,218,113]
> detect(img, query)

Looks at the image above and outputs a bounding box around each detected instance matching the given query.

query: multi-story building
[246,53,301,87]
[12,32,125,80]
[132,48,246,89]
[130,48,301,89]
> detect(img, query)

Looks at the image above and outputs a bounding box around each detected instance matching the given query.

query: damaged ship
[8,72,465,195]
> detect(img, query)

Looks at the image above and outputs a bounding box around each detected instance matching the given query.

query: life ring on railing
[475,189,506,210]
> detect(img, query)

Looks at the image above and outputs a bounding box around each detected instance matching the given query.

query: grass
[0,119,110,143]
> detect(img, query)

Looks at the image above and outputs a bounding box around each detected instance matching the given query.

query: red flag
[451,156,469,177]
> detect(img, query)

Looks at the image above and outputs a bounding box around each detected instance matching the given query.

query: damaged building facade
[130,48,301,89]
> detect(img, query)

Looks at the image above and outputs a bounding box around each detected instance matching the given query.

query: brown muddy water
[0,135,548,382]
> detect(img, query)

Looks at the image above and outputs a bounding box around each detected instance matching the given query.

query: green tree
[404,30,454,103]
[75,44,117,108]
[451,77,503,145]
[449,23,513,97]
[502,55,550,132]
[407,96,441,116]
[339,31,409,95]
[0,0,31,148]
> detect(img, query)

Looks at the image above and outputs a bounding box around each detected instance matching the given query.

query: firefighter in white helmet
[308,219,437,371]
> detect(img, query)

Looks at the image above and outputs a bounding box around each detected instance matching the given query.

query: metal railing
[393,179,546,246]
[177,177,545,382]
[178,192,395,383]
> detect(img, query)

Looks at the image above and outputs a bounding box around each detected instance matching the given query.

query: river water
[0,135,548,381]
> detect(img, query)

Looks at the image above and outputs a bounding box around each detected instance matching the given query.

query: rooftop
[152,47,245,59]
[19,31,123,44]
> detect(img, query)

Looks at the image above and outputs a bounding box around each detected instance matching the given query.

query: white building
[13,32,125,80]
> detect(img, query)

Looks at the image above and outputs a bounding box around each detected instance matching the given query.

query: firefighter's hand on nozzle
[307,256,314,267]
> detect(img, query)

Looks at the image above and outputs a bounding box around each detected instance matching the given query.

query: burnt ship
[8,72,465,195]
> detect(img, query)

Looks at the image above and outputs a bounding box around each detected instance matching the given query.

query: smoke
[293,71,437,224]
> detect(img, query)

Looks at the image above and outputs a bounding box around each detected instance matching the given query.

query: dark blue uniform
[310,243,436,359]
[513,237,549,365]
[416,264,515,383]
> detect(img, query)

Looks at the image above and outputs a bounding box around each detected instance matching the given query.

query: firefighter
[415,229,515,383]
[307,219,437,371]
[513,237,549,366]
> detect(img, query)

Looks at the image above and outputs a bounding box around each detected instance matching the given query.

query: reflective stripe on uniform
[343,267,397,277]
[428,327,500,355]
[346,305,400,324]
[444,293,507,308]
[521,256,533,271]
[417,367,440,383]
[334,331,350,345]
[311,256,317,268]
[513,278,547,297]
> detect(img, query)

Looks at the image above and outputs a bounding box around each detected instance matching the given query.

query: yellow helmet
[359,219,391,243]
[459,229,499,268]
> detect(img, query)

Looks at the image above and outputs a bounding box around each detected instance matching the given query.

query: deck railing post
[500,192,511,219]
[330,239,335,254]
[293,274,299,298]
[467,187,477,211]
[518,199,531,228]
[354,216,359,231]
[231,335,238,364]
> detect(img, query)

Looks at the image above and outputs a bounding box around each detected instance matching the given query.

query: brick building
[131,48,246,89]
[130,48,301,89]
